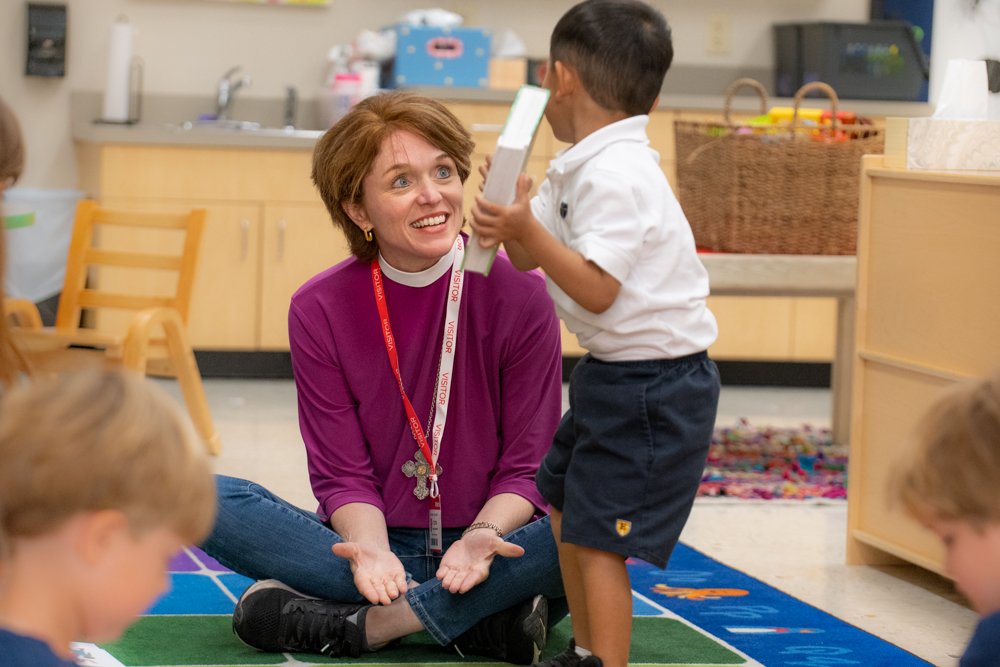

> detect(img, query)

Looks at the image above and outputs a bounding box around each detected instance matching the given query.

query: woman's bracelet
[462,521,505,539]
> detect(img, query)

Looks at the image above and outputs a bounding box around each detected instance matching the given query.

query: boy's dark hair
[551,0,673,116]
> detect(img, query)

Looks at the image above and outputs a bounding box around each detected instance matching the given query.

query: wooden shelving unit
[847,155,1000,573]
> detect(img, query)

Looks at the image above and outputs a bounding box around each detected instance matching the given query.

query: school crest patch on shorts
[615,519,632,537]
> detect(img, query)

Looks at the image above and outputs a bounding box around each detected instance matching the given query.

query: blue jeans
[201,475,567,645]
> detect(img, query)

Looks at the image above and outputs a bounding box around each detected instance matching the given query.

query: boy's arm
[471,157,540,272]
[495,238,538,272]
[470,174,621,313]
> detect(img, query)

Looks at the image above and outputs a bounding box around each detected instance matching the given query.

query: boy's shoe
[535,638,582,667]
[453,594,548,664]
[232,579,369,657]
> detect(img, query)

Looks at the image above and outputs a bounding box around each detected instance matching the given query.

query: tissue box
[885,117,1000,171]
[394,26,491,88]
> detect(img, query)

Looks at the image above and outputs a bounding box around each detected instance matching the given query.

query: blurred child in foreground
[0,367,216,665]
[0,96,31,386]
[894,371,1000,667]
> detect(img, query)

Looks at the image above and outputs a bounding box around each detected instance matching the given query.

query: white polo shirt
[530,115,717,361]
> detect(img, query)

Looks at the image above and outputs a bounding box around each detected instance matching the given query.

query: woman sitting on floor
[201,91,567,664]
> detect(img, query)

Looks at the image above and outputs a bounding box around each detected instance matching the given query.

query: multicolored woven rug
[698,420,847,501]
[74,542,929,667]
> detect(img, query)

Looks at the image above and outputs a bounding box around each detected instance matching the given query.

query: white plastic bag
[3,188,83,302]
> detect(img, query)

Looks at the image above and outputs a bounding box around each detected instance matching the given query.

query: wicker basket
[674,78,884,255]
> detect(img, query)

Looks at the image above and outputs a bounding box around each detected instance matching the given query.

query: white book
[463,85,550,275]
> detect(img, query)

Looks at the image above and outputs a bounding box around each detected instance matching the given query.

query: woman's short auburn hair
[311,91,475,262]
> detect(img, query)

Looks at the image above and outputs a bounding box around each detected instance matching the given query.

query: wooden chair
[9,200,221,455]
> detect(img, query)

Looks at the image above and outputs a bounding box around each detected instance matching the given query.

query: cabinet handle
[240,219,251,260]
[277,219,287,261]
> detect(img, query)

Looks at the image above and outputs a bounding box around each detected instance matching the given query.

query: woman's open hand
[332,541,408,606]
[436,529,525,594]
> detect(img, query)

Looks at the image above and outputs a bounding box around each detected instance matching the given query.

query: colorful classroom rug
[698,420,847,501]
[76,543,928,667]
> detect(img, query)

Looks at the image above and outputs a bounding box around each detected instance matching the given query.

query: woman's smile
[411,213,448,229]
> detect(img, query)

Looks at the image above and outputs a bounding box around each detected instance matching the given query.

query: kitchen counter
[71,88,933,151]
[419,85,935,117]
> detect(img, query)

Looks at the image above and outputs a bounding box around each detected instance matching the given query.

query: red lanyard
[370,239,465,552]
[371,260,438,483]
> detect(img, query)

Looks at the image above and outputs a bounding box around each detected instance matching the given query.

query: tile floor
[176,379,978,666]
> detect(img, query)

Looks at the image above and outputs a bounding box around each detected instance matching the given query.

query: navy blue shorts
[536,352,720,568]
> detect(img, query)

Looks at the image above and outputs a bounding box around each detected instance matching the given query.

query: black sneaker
[232,579,369,657]
[535,638,582,667]
[453,594,548,664]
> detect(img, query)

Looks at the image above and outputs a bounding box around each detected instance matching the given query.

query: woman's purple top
[288,245,563,528]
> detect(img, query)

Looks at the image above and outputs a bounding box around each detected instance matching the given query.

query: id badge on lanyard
[429,496,443,552]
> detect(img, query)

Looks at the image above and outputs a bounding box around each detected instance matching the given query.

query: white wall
[1,0,870,189]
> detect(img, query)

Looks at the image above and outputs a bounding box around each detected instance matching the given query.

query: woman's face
[345,129,464,272]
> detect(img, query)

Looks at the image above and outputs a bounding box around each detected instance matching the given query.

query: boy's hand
[470,173,535,247]
[476,154,492,194]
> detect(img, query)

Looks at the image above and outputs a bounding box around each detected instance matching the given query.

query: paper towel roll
[101,17,133,122]
[934,59,989,120]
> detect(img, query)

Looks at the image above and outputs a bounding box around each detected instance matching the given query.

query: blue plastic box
[394,26,492,88]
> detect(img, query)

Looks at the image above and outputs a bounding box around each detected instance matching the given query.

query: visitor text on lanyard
[371,237,465,553]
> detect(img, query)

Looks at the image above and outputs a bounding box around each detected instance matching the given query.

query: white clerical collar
[377,237,458,288]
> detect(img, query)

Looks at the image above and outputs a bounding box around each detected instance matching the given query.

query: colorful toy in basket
[673,78,885,255]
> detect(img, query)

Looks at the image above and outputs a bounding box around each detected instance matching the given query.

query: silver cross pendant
[401,450,443,500]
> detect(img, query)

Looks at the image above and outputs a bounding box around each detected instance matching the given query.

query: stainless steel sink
[165,119,323,140]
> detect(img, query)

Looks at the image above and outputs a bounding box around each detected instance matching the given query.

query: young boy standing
[471,2,720,666]
[0,368,216,665]
[894,372,1000,667]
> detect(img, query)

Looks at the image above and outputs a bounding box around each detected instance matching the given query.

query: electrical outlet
[706,14,731,55]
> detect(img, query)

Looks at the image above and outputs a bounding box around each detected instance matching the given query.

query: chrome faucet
[283,86,298,129]
[216,66,252,120]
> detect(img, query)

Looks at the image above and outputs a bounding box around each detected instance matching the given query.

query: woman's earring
[364,228,373,242]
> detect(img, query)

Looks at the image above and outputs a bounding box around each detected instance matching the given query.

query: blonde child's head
[896,372,1000,525]
[894,371,1000,614]
[0,367,216,641]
